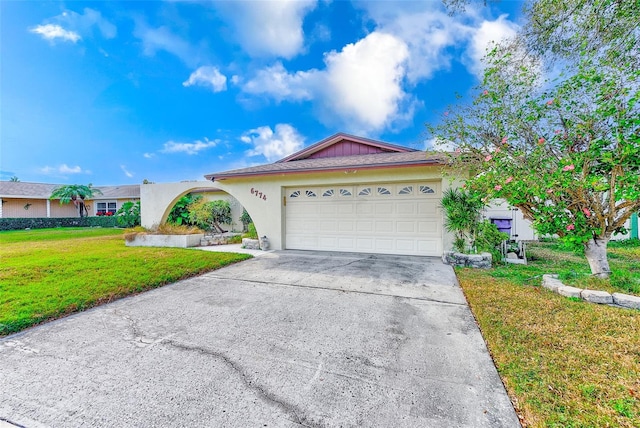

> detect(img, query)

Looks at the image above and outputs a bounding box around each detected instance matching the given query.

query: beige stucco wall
[140,181,220,228]
[1,199,47,218]
[140,166,456,253]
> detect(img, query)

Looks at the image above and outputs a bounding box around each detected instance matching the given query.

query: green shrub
[115,201,140,228]
[167,194,202,225]
[0,217,117,231]
[244,222,258,239]
[476,220,509,262]
[187,199,232,233]
[240,208,253,232]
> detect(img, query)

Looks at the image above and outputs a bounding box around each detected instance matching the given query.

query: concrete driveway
[0,251,520,427]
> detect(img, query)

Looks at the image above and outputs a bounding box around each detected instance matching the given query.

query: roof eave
[205,159,443,181]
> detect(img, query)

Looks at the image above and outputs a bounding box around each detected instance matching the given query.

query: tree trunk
[583,237,611,278]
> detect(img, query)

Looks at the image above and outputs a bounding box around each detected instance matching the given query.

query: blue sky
[1,0,523,185]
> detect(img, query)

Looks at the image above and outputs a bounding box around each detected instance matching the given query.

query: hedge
[0,217,119,231]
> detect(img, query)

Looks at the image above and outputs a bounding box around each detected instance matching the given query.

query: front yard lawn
[0,228,251,336]
[458,240,640,427]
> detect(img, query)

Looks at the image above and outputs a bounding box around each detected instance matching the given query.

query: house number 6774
[250,188,267,201]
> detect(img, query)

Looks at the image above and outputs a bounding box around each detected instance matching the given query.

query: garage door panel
[286,183,442,256]
[357,221,374,232]
[374,203,394,215]
[396,239,416,251]
[318,237,337,248]
[356,204,374,215]
[375,220,394,233]
[374,239,394,252]
[396,202,417,215]
[319,205,338,215]
[338,237,356,249]
[418,220,440,234]
[356,238,374,250]
[338,204,355,214]
[319,221,337,232]
[418,202,438,215]
[338,221,355,232]
[397,221,416,233]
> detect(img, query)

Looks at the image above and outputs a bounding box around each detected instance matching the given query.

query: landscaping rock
[612,293,640,310]
[242,238,261,250]
[442,251,491,268]
[201,232,242,246]
[557,285,583,298]
[506,252,519,259]
[542,274,563,292]
[580,289,613,304]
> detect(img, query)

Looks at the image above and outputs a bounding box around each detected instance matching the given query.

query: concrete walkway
[0,251,520,427]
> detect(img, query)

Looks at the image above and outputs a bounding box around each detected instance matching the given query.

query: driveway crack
[206,275,465,306]
[161,339,321,428]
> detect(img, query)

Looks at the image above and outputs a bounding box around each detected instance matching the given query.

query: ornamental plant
[50,184,103,218]
[187,199,232,233]
[167,194,202,226]
[115,201,141,228]
[429,44,640,277]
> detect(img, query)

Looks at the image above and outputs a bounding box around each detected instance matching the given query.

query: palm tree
[9,176,20,182]
[50,184,103,218]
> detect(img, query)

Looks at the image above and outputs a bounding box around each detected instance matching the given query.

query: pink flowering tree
[429,46,640,277]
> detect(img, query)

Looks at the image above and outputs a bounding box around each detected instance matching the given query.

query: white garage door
[285,182,442,256]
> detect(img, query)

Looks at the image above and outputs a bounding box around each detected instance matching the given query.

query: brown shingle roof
[205,151,445,180]
[0,182,140,199]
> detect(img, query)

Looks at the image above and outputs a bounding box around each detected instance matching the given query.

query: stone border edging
[442,251,492,268]
[542,274,640,309]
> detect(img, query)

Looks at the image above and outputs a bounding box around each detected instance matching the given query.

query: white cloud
[237,3,521,134]
[120,165,134,178]
[160,138,218,155]
[242,32,411,134]
[242,62,318,102]
[465,15,520,78]
[60,8,117,39]
[183,66,227,92]
[29,24,81,43]
[214,0,316,58]
[143,152,155,159]
[242,124,304,162]
[361,3,471,83]
[321,32,410,132]
[29,8,116,44]
[134,23,200,66]
[40,164,89,175]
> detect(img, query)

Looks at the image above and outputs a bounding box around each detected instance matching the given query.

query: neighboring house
[484,199,537,242]
[0,181,140,218]
[484,199,637,241]
[142,133,457,256]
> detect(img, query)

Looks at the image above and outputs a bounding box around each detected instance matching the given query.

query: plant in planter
[441,188,484,253]
[187,199,232,234]
[441,188,507,266]
[167,194,202,226]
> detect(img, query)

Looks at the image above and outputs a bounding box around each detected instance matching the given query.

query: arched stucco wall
[140,181,220,228]
[140,181,262,233]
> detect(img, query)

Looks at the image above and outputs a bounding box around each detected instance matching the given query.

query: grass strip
[458,259,640,426]
[0,228,251,336]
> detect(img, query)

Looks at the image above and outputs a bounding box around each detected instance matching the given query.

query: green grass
[0,228,251,336]
[457,240,640,427]
[489,239,640,296]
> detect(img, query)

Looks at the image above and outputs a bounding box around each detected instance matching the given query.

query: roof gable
[276,133,415,163]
